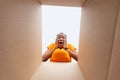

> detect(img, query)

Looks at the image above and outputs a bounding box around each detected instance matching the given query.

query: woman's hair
[56,32,67,37]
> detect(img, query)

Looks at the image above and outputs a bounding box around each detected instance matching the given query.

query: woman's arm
[66,49,78,61]
[42,50,52,62]
[42,46,58,62]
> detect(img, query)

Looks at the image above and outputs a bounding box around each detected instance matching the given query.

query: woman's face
[55,34,67,48]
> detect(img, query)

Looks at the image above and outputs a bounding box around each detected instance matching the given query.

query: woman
[42,32,78,62]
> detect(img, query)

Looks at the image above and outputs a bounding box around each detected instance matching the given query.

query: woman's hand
[42,45,58,62]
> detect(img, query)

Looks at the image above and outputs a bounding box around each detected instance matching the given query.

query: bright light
[42,5,81,54]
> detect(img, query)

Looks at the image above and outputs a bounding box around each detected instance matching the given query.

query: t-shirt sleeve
[47,43,56,50]
[67,44,76,51]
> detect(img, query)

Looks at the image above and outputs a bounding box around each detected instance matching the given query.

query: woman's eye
[57,36,65,39]
[62,37,65,39]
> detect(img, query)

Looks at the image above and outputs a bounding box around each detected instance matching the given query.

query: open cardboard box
[0,0,120,80]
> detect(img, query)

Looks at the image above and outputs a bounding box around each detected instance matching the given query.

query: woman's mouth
[58,41,64,44]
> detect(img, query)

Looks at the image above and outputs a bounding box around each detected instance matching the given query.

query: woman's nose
[59,37,63,40]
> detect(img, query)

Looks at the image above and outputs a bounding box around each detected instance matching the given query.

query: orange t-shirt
[47,43,76,62]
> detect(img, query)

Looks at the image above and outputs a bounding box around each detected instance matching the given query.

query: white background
[42,5,81,54]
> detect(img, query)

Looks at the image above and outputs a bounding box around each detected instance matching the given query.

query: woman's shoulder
[67,43,76,50]
[47,43,56,50]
